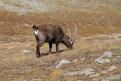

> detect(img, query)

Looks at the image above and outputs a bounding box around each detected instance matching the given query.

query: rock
[92,75,121,81]
[73,59,78,62]
[32,79,41,81]
[23,80,27,81]
[24,23,31,27]
[107,66,117,71]
[22,49,32,55]
[101,75,121,81]
[92,78,100,81]
[89,73,100,78]
[97,59,111,64]
[95,51,112,64]
[55,59,71,68]
[64,67,95,76]
[104,51,112,57]
[101,71,108,74]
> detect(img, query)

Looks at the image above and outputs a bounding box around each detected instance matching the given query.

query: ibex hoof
[36,54,41,58]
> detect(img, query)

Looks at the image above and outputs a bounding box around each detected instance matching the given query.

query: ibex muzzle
[32,24,77,57]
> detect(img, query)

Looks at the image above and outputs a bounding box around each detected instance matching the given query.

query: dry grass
[0,33,121,81]
[0,3,121,80]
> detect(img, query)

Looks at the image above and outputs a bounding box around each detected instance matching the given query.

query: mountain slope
[0,0,121,15]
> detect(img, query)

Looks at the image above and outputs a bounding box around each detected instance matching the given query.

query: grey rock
[24,23,31,27]
[64,67,95,76]
[32,79,41,81]
[92,75,121,81]
[104,51,112,57]
[72,59,78,62]
[22,49,32,55]
[101,75,121,81]
[55,59,71,68]
[107,66,117,71]
[89,73,100,78]
[92,78,100,81]
[101,71,108,74]
[95,51,112,64]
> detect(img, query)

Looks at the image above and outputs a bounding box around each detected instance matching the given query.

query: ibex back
[32,24,77,57]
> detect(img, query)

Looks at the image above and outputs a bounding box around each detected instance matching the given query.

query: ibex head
[63,23,77,49]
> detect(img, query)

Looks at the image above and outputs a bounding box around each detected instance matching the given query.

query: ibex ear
[32,25,39,35]
[33,25,38,30]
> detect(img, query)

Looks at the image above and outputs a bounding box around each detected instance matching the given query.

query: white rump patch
[34,30,39,35]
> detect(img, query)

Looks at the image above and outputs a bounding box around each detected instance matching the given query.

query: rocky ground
[0,34,121,81]
[0,0,121,81]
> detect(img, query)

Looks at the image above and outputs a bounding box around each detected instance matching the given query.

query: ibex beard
[32,24,77,57]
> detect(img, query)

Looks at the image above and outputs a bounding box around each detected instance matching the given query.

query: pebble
[95,51,112,64]
[107,66,117,71]
[64,67,95,76]
[22,49,32,55]
[101,75,121,81]
[55,59,71,68]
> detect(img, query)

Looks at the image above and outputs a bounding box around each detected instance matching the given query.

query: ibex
[32,24,77,57]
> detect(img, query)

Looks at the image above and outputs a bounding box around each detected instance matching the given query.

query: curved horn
[67,28,71,37]
[66,23,71,37]
[71,23,78,43]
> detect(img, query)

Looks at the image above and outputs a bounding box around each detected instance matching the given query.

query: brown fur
[33,24,73,57]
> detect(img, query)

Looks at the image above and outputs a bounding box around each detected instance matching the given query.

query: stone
[73,59,78,62]
[22,49,32,55]
[104,51,112,57]
[101,71,108,74]
[89,73,100,78]
[64,67,95,76]
[101,75,121,81]
[55,59,71,68]
[107,66,117,71]
[95,51,112,64]
[24,23,31,26]
[32,79,41,81]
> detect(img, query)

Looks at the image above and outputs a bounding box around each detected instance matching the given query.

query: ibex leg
[36,42,44,57]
